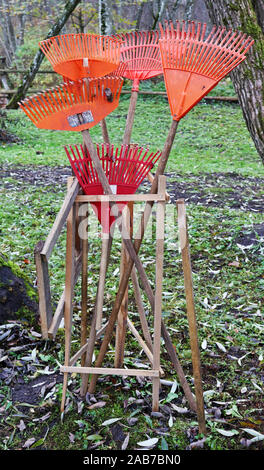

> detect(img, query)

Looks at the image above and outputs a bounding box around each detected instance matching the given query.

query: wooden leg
[81,205,89,366]
[177,200,206,434]
[115,203,133,367]
[95,234,111,331]
[34,241,53,339]
[61,200,76,413]
[80,231,114,396]
[152,177,165,411]
[131,267,153,351]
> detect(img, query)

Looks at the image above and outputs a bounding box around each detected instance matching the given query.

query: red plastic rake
[39,34,123,81]
[159,21,254,121]
[65,143,162,233]
[19,76,123,132]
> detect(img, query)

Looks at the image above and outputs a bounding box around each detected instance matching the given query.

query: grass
[0,89,263,176]
[0,87,264,451]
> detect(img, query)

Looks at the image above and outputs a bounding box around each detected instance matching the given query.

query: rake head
[115,30,163,90]
[39,34,123,81]
[19,76,123,132]
[159,20,254,121]
[65,143,162,232]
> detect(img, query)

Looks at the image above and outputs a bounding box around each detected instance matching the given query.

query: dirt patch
[235,223,264,247]
[163,172,264,213]
[0,163,71,189]
[12,373,62,407]
[1,164,264,213]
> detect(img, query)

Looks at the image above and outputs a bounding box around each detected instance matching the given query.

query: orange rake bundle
[159,20,254,121]
[19,76,123,132]
[39,34,123,81]
[83,21,254,422]
[65,143,162,233]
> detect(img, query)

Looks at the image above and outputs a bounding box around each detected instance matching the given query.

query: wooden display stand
[34,175,206,433]
[60,176,166,413]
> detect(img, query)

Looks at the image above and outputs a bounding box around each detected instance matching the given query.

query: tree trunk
[6,0,82,109]
[205,0,264,164]
[152,0,170,29]
[99,0,113,35]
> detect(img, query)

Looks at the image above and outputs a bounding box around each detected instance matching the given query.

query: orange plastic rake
[117,30,163,91]
[19,76,123,132]
[114,30,163,145]
[65,143,162,233]
[159,21,254,121]
[39,34,123,81]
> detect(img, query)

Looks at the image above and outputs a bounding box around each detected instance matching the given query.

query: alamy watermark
[77,201,185,250]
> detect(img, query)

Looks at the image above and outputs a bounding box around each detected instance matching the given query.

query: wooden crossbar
[60,366,160,378]
[75,193,166,202]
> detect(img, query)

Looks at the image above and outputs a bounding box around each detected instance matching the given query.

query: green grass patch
[0,93,263,176]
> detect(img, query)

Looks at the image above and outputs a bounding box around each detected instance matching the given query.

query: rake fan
[114,30,163,145]
[19,76,123,132]
[65,143,162,233]
[117,30,163,90]
[159,20,254,121]
[39,34,123,81]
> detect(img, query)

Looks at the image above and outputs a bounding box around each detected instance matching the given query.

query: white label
[110,185,117,194]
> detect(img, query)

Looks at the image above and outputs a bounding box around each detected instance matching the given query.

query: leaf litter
[1,167,264,450]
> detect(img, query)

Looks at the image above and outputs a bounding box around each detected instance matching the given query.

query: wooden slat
[47,252,82,339]
[61,194,76,413]
[177,199,206,434]
[34,241,53,339]
[131,266,153,351]
[95,235,110,331]
[147,172,170,201]
[41,178,80,260]
[81,206,89,366]
[115,203,132,367]
[127,318,164,376]
[75,193,166,202]
[60,365,160,378]
[152,176,166,411]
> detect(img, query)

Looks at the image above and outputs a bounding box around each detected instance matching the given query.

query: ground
[0,91,263,451]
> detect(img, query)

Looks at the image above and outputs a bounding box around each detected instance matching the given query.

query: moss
[0,254,37,301]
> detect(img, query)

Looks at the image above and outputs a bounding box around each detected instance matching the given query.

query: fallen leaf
[101,418,121,426]
[171,404,189,414]
[121,433,130,450]
[241,428,264,440]
[23,437,36,448]
[87,434,103,441]
[88,401,106,410]
[137,437,159,448]
[69,432,75,443]
[18,420,26,432]
[216,342,227,353]
[216,429,239,437]
[228,261,240,268]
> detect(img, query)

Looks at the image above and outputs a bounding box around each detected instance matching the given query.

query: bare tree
[99,0,113,35]
[6,0,82,109]
[205,0,264,164]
